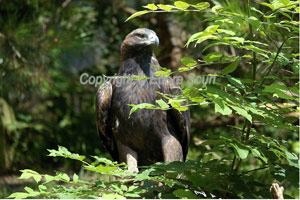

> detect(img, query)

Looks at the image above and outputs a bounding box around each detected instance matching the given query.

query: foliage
[126,0,299,198]
[6,145,292,199]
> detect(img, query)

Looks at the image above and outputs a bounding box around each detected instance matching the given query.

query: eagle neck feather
[119,51,157,77]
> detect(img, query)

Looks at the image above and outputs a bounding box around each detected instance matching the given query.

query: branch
[143,9,203,13]
[239,166,268,176]
[234,121,251,173]
[259,37,295,88]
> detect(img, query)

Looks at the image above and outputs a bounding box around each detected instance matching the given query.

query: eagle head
[121,28,159,56]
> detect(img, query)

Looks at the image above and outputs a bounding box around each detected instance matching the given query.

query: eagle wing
[167,83,190,161]
[96,81,118,161]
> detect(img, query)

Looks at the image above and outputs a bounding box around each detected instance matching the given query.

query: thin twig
[146,9,203,13]
[234,121,251,173]
[230,155,236,176]
[239,166,269,176]
[259,36,293,88]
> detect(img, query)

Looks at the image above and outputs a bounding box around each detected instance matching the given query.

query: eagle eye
[136,33,146,40]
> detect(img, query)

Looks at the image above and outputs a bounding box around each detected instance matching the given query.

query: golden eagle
[96,28,190,172]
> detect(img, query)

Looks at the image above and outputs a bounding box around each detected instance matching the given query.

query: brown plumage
[96,28,190,172]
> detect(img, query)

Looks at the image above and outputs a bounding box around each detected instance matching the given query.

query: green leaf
[143,4,157,10]
[231,105,252,122]
[246,106,265,117]
[205,25,220,33]
[195,35,220,45]
[202,42,230,52]
[58,146,71,155]
[230,143,249,159]
[284,151,299,168]
[178,67,192,72]
[73,173,79,182]
[271,0,285,10]
[173,189,198,199]
[125,193,141,198]
[156,99,169,109]
[245,40,269,46]
[102,193,125,199]
[217,29,235,36]
[193,2,210,11]
[211,5,223,13]
[186,25,219,47]
[264,15,276,19]
[19,169,42,183]
[128,186,138,192]
[57,193,78,199]
[204,52,222,63]
[47,149,58,157]
[251,149,267,163]
[248,16,260,28]
[85,164,118,174]
[120,185,128,191]
[134,168,154,181]
[224,36,245,43]
[176,106,189,111]
[70,154,86,161]
[242,54,253,58]
[125,10,149,22]
[222,59,239,75]
[214,99,232,115]
[44,175,56,183]
[7,192,29,199]
[24,186,34,194]
[129,103,156,117]
[92,156,115,165]
[222,56,236,63]
[48,146,86,161]
[251,6,264,15]
[279,10,292,20]
[153,64,172,77]
[225,75,246,90]
[181,57,197,67]
[259,2,275,10]
[263,83,295,100]
[279,0,290,5]
[24,187,40,197]
[242,45,270,58]
[155,70,172,77]
[186,32,203,47]
[174,1,190,10]
[56,171,70,182]
[61,173,70,182]
[38,185,47,192]
[157,4,174,11]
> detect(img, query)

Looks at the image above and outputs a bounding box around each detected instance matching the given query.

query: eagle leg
[162,135,183,162]
[117,142,139,173]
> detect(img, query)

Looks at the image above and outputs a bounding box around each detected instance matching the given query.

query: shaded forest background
[0,0,299,198]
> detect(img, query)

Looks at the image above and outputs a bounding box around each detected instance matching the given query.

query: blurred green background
[0,0,298,198]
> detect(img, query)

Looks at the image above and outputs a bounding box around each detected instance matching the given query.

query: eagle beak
[149,34,159,47]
